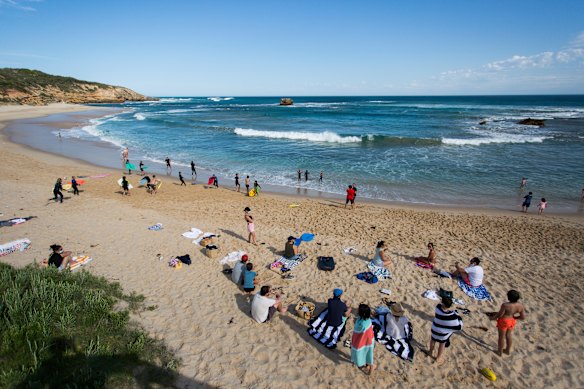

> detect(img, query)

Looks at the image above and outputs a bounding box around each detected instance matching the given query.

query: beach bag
[438,288,453,299]
[200,237,216,247]
[205,245,219,259]
[177,254,191,265]
[295,301,315,320]
[317,256,335,271]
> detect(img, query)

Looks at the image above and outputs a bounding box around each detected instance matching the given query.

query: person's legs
[428,338,436,357]
[504,329,513,354]
[251,232,257,245]
[497,328,506,356]
[58,191,63,203]
[435,342,446,364]
[274,299,288,314]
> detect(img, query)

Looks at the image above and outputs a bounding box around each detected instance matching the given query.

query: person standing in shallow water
[297,169,302,181]
[165,157,172,174]
[191,160,196,179]
[320,171,323,183]
[235,173,240,192]
[305,170,309,181]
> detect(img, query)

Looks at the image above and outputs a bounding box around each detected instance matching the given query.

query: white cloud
[0,0,42,12]
[486,52,554,70]
[570,31,584,48]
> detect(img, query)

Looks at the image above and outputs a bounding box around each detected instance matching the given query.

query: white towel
[423,289,440,301]
[219,251,246,265]
[343,247,357,255]
[182,227,203,239]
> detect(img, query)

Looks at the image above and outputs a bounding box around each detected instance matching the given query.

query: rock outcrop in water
[518,118,545,126]
[0,68,156,105]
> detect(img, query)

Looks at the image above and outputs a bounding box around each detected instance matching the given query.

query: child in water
[490,290,526,356]
[538,198,547,215]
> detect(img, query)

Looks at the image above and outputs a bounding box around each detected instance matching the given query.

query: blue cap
[333,288,343,297]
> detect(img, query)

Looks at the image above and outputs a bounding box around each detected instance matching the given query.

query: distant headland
[0,68,156,105]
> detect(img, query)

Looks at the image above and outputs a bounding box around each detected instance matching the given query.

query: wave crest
[234,128,362,143]
[442,135,549,145]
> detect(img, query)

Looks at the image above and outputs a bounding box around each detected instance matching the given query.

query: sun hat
[390,302,405,316]
[241,254,249,262]
[287,236,296,241]
[333,288,343,297]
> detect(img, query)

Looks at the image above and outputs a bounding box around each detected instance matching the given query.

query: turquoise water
[61,96,584,210]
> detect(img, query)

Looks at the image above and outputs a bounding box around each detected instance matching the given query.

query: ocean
[57,95,584,212]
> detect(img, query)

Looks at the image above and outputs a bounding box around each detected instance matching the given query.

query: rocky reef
[0,68,156,105]
[518,118,545,126]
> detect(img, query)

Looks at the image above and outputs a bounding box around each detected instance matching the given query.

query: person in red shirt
[345,185,356,209]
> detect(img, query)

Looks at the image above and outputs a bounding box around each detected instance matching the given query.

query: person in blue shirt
[522,191,533,213]
[242,262,257,294]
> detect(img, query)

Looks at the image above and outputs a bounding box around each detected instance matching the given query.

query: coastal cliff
[0,68,156,105]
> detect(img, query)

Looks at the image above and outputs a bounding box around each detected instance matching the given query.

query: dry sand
[1,104,583,388]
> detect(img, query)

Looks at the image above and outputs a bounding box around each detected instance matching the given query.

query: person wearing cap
[231,254,249,285]
[284,236,299,259]
[251,285,287,323]
[385,303,411,340]
[327,288,352,328]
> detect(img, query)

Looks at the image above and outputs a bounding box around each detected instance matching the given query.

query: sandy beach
[1,104,583,388]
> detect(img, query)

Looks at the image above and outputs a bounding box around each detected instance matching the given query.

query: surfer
[235,173,240,192]
[126,159,132,175]
[71,176,80,196]
[139,161,145,175]
[191,160,197,179]
[53,178,64,203]
[212,174,219,188]
[165,157,172,174]
[179,172,186,186]
[121,176,130,196]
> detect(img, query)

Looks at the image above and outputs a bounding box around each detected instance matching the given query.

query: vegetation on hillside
[0,68,111,93]
[0,263,178,387]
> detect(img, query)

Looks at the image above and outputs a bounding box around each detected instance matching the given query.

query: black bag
[438,288,453,299]
[317,256,335,271]
[177,254,192,265]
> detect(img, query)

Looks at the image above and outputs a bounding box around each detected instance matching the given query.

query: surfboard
[62,184,72,191]
[139,177,149,186]
[248,189,256,197]
[208,177,215,185]
[117,178,133,190]
[289,204,300,208]
[125,163,136,170]
[68,179,85,185]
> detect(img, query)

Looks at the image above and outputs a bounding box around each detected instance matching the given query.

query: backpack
[176,254,192,265]
[317,256,335,271]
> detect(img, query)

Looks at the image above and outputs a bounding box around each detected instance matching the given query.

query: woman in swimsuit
[244,207,257,245]
[415,242,436,266]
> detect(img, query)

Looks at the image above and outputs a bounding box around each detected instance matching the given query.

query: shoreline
[1,103,583,388]
[2,104,582,217]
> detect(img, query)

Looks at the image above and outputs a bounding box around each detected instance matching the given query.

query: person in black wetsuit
[53,178,64,203]
[305,170,309,181]
[235,173,240,192]
[122,176,130,196]
[139,161,145,175]
[179,172,186,186]
[191,161,197,178]
[71,176,80,196]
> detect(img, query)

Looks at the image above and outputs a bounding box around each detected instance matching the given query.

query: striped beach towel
[457,277,493,301]
[431,304,463,345]
[307,308,347,349]
[270,254,307,272]
[367,261,391,279]
[69,255,93,271]
[351,317,375,368]
[371,313,414,361]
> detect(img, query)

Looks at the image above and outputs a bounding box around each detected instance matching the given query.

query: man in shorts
[251,285,287,323]
[522,191,533,213]
[345,185,356,209]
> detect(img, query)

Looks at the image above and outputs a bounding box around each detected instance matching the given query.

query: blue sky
[1,0,583,96]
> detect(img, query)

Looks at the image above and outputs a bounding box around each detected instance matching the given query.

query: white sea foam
[208,97,234,102]
[134,113,146,120]
[234,128,362,143]
[158,98,193,103]
[442,134,549,146]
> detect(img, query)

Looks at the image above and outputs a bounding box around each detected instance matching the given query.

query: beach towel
[415,260,433,270]
[457,277,493,302]
[294,233,314,246]
[270,254,307,273]
[307,308,347,349]
[367,262,391,279]
[182,228,203,239]
[351,317,375,367]
[0,238,31,257]
[148,223,163,231]
[69,255,93,271]
[356,272,378,284]
[371,312,414,362]
[219,250,247,265]
[0,217,36,228]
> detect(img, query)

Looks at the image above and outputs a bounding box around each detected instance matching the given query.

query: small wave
[158,97,193,103]
[442,135,549,146]
[208,97,234,102]
[134,113,146,120]
[234,128,361,143]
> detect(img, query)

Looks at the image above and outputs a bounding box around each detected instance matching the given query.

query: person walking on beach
[126,159,133,175]
[139,161,145,175]
[522,192,533,213]
[71,176,80,196]
[179,172,186,186]
[538,198,547,215]
[297,169,302,181]
[305,170,309,181]
[122,147,129,168]
[165,157,172,174]
[212,174,219,188]
[53,178,64,203]
[253,180,261,196]
[235,173,240,192]
[245,175,251,194]
[121,176,130,196]
[244,207,257,245]
[428,296,463,365]
[489,289,526,356]
[191,160,197,179]
[320,171,323,183]
[519,177,527,193]
[345,185,356,209]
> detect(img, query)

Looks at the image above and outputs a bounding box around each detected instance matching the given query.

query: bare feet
[434,357,445,366]
[503,348,510,355]
[496,350,502,357]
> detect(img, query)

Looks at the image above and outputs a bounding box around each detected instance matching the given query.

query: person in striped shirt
[428,296,463,365]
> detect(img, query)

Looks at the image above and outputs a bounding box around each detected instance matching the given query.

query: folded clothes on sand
[356,272,378,284]
[219,251,247,265]
[0,238,31,257]
[307,308,347,349]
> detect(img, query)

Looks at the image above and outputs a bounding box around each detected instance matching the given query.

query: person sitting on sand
[367,241,392,279]
[384,303,411,340]
[328,288,352,327]
[428,296,463,365]
[489,289,526,356]
[231,254,249,285]
[351,303,375,375]
[284,236,299,259]
[242,262,258,294]
[42,244,72,271]
[251,285,287,323]
[450,257,483,287]
[415,242,436,267]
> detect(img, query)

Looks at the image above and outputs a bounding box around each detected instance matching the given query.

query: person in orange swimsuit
[490,289,526,356]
